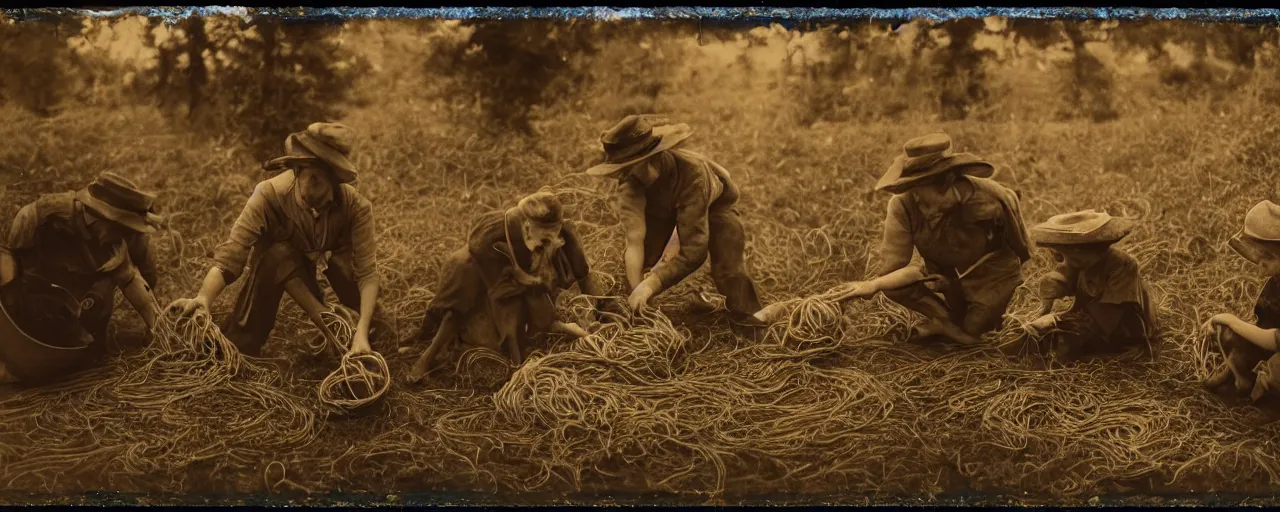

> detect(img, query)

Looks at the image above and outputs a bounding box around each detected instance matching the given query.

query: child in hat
[170,123,394,358]
[834,132,1031,345]
[0,172,163,384]
[584,115,780,330]
[1201,200,1280,399]
[405,191,611,383]
[999,210,1158,363]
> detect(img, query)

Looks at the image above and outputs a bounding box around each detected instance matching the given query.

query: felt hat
[1228,200,1280,263]
[1032,210,1134,247]
[875,133,995,193]
[74,172,163,234]
[585,115,694,177]
[263,122,359,183]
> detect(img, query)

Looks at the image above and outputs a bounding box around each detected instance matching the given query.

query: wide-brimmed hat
[263,122,359,183]
[1032,209,1134,247]
[875,133,995,193]
[1228,200,1280,263]
[585,115,694,177]
[74,172,163,234]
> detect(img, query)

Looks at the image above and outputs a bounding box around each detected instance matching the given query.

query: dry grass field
[3,16,1280,506]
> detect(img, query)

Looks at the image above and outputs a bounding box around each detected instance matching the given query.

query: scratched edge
[0,3,1277,509]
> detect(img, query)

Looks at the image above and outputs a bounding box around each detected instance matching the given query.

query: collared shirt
[878,175,1030,278]
[212,171,378,287]
[1255,277,1280,330]
[466,210,590,302]
[1040,247,1156,340]
[3,192,155,291]
[616,148,733,291]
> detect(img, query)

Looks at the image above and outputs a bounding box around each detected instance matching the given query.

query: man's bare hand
[167,297,209,318]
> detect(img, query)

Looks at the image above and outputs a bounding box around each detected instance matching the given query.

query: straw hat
[585,115,693,177]
[263,122,359,183]
[1032,210,1134,247]
[875,133,994,193]
[74,172,163,234]
[1229,200,1280,263]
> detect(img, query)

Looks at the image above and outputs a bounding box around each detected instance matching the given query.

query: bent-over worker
[406,191,608,383]
[584,115,780,328]
[170,123,392,357]
[0,173,162,383]
[837,133,1032,345]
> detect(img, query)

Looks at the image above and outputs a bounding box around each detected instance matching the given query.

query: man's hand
[627,274,662,312]
[168,296,210,318]
[1038,298,1056,317]
[1025,314,1058,336]
[347,331,372,355]
[1202,313,1237,340]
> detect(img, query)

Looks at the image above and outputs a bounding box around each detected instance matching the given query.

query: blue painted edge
[1,6,1280,22]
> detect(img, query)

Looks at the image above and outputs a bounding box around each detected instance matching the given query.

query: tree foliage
[423,19,597,136]
[140,16,369,159]
[0,16,82,116]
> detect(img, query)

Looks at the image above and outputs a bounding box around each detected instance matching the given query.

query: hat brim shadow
[875,153,994,193]
[1229,233,1279,265]
[1033,218,1135,247]
[76,189,161,234]
[585,124,694,177]
[294,134,359,184]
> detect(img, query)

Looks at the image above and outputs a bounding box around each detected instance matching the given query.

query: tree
[140,15,368,160]
[931,18,994,121]
[423,18,597,136]
[1004,18,1118,121]
[0,14,82,116]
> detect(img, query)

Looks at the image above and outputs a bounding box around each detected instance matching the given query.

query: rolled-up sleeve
[650,174,711,290]
[347,192,379,287]
[617,181,647,241]
[1037,265,1076,301]
[876,195,915,276]
[5,203,38,253]
[212,182,271,284]
[1098,251,1145,306]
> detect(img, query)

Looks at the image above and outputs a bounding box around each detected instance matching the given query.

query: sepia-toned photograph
[1,6,1280,506]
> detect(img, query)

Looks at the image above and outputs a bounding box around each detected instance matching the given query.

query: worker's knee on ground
[1228,348,1266,379]
[963,304,1007,336]
[882,282,931,306]
[259,243,311,285]
[524,294,558,334]
[712,272,762,314]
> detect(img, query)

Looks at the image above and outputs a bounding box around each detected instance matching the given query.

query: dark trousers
[223,243,365,357]
[643,205,762,318]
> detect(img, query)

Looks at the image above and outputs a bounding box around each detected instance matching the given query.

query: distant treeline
[1,15,1276,155]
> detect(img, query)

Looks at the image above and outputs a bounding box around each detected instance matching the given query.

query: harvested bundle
[456,346,513,390]
[0,307,321,493]
[151,308,241,368]
[303,306,357,357]
[762,294,846,347]
[318,351,391,413]
[759,282,866,346]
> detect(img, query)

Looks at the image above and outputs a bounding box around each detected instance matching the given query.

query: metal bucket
[0,281,97,384]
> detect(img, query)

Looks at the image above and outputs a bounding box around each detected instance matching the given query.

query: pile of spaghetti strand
[0,310,322,494]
